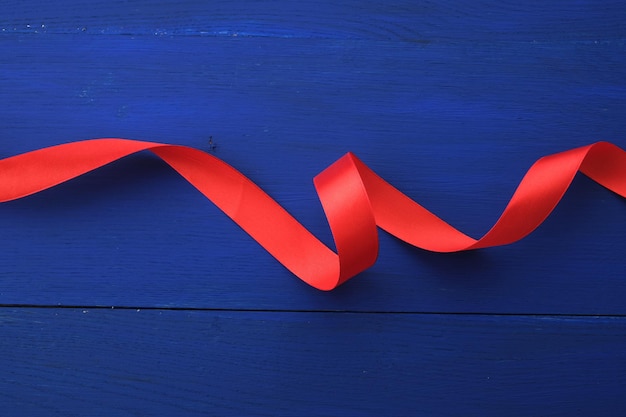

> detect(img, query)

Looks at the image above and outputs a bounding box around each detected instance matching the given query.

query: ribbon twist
[1,139,624,290]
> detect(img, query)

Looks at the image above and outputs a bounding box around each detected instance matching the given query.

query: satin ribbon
[0,139,624,290]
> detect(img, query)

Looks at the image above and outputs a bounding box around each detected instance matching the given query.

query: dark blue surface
[2,309,625,416]
[1,1,625,415]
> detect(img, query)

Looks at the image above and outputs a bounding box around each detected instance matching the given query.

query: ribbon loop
[1,139,624,290]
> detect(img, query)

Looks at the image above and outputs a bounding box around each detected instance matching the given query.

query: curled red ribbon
[1,139,624,290]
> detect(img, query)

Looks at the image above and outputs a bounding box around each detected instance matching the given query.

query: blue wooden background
[1,1,625,415]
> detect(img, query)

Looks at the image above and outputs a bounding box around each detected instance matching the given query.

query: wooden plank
[1,308,625,416]
[1,34,625,312]
[2,0,625,41]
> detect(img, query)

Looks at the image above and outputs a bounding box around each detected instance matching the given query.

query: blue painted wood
[3,0,626,41]
[1,1,626,415]
[1,309,625,416]
[0,35,624,312]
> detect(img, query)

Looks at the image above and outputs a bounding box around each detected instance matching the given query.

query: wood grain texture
[1,1,626,415]
[0,35,624,312]
[2,0,626,41]
[1,309,625,416]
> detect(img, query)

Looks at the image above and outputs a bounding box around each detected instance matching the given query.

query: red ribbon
[1,139,624,290]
